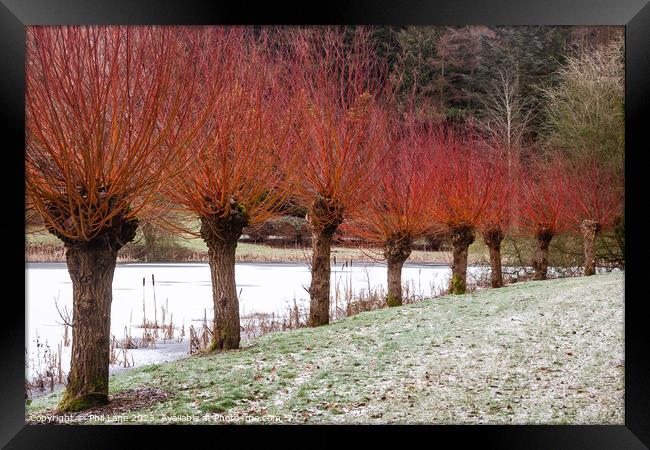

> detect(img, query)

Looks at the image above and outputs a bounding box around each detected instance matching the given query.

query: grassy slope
[28,272,624,424]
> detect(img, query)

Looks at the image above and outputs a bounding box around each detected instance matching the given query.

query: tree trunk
[449,224,475,294]
[581,219,601,276]
[58,219,137,412]
[308,227,336,326]
[206,238,240,350]
[200,209,248,351]
[306,196,344,327]
[482,226,504,288]
[532,228,554,280]
[384,234,412,307]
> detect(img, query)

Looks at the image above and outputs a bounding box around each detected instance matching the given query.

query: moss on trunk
[384,233,412,307]
[306,196,344,327]
[58,216,137,412]
[200,203,249,350]
[449,224,475,295]
[482,226,504,288]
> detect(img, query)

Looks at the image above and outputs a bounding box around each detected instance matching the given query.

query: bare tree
[474,64,534,230]
[476,65,533,155]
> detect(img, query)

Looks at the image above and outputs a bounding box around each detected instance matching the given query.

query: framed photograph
[1,0,648,447]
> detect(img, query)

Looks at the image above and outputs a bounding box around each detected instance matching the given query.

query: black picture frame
[1,1,648,448]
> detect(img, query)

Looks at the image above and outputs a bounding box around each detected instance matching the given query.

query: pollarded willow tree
[565,158,624,276]
[478,148,517,288]
[344,116,435,307]
[428,129,494,294]
[26,26,210,411]
[288,27,388,326]
[163,28,294,350]
[517,157,573,280]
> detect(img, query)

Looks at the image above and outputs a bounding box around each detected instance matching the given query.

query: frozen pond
[26,261,489,385]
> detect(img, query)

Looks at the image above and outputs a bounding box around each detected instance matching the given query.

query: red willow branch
[25,26,216,412]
